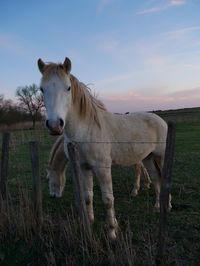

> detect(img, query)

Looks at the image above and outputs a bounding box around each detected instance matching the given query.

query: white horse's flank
[38,57,169,239]
[47,135,151,198]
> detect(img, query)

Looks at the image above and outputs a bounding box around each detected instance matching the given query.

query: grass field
[0,108,200,265]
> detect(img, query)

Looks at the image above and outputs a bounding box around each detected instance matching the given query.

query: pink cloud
[137,6,166,15]
[170,0,186,6]
[137,0,187,15]
[184,63,200,69]
[146,55,168,66]
[101,87,200,113]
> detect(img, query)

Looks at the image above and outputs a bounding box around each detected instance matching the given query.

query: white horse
[47,135,151,198]
[38,57,169,239]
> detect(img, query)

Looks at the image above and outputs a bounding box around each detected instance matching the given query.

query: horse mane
[70,75,107,127]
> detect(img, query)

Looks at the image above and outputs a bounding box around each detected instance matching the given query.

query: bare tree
[16,84,44,129]
[0,94,4,108]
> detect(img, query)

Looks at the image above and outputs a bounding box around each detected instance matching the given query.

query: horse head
[38,57,72,135]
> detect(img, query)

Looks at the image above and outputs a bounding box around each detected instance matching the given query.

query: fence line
[30,141,43,225]
[0,122,182,264]
[0,132,10,201]
[156,121,176,265]
[67,142,92,239]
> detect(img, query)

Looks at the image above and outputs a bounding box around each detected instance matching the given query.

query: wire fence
[0,118,200,265]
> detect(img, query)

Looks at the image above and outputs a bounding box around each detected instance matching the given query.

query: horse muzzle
[46,119,64,135]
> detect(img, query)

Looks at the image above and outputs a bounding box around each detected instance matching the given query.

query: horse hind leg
[131,163,142,197]
[143,154,163,211]
[154,155,172,212]
[142,164,152,189]
[131,163,151,197]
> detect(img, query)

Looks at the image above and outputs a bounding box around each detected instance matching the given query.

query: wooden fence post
[0,132,10,201]
[67,142,92,238]
[29,141,43,224]
[156,121,176,265]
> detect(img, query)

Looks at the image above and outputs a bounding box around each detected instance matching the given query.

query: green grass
[0,115,200,265]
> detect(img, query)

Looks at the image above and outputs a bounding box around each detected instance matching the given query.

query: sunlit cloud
[146,55,169,67]
[137,0,187,15]
[184,63,200,69]
[170,0,186,6]
[164,26,200,40]
[192,40,200,46]
[101,87,200,112]
[137,6,167,15]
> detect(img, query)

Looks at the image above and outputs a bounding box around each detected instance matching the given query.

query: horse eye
[40,87,44,93]
[67,86,71,91]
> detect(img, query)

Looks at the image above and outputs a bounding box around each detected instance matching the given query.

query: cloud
[146,54,169,67]
[170,0,186,6]
[0,34,12,48]
[101,87,200,113]
[97,0,114,13]
[0,33,25,55]
[137,6,167,15]
[192,40,200,46]
[164,26,200,40]
[184,63,200,69]
[96,72,134,85]
[137,0,187,15]
[97,39,119,53]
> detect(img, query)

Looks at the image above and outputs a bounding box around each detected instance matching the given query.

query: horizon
[1,0,200,113]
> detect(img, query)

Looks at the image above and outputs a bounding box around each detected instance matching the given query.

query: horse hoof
[154,204,160,212]
[131,190,138,197]
[167,204,172,212]
[50,194,62,198]
[108,229,117,241]
[89,214,94,223]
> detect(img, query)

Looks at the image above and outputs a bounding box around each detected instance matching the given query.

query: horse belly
[111,143,154,166]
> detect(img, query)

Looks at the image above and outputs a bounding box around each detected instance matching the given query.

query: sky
[1,0,200,113]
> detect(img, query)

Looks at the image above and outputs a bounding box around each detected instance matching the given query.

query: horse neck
[64,105,90,139]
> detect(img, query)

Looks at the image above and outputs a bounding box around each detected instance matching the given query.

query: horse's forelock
[42,63,67,81]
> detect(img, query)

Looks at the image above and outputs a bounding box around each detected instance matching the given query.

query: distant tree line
[0,84,44,129]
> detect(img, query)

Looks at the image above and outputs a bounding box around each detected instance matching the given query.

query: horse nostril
[46,120,50,129]
[59,118,64,128]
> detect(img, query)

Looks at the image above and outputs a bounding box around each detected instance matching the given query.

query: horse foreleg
[81,168,94,223]
[48,170,66,198]
[95,166,118,240]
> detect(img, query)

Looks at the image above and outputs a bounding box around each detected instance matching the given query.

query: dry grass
[0,184,157,266]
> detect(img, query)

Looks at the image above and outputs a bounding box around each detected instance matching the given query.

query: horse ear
[63,57,71,73]
[38,58,46,74]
